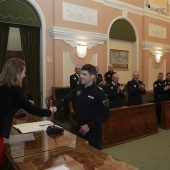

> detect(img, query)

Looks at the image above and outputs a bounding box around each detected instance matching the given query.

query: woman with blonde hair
[0,58,54,167]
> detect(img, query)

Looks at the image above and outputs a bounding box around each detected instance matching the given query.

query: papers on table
[13,123,42,134]
[4,134,35,143]
[12,120,63,133]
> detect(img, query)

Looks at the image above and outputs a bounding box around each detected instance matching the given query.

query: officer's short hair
[166,72,170,76]
[158,72,163,76]
[81,64,96,76]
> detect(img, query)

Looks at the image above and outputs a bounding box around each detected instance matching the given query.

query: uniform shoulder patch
[102,99,110,107]
[97,86,103,91]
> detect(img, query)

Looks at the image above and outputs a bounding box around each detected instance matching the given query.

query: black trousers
[78,125,102,150]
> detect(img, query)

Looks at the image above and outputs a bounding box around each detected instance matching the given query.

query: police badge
[76,90,81,96]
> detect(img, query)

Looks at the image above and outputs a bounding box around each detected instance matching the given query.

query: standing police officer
[104,64,115,85]
[153,72,166,125]
[95,66,103,86]
[70,66,81,89]
[106,72,125,108]
[52,64,110,150]
[163,72,170,100]
[127,71,146,105]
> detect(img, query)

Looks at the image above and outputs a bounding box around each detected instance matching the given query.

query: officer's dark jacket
[105,82,124,108]
[54,84,110,129]
[70,73,80,89]
[96,74,103,85]
[0,85,52,139]
[127,79,146,105]
[104,71,115,85]
[153,79,165,102]
[163,79,170,100]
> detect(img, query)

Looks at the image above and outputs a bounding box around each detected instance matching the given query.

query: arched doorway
[0,0,46,106]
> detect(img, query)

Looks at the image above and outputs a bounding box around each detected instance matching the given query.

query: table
[13,143,138,170]
[4,112,139,170]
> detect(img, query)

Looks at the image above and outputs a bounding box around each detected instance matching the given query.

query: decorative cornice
[141,41,170,55]
[50,26,108,49]
[92,0,170,22]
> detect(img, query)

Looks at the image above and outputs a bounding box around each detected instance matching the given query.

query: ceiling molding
[141,41,170,55]
[92,0,170,23]
[50,26,108,49]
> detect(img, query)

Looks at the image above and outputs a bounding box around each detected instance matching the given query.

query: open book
[13,123,43,134]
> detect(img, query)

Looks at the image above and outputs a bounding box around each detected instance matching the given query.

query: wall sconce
[76,44,87,59]
[155,51,162,63]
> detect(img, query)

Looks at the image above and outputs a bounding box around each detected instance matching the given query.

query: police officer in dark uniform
[163,72,170,100]
[52,64,110,150]
[106,72,125,108]
[153,72,166,125]
[104,64,115,85]
[95,66,103,86]
[127,71,146,106]
[70,66,81,89]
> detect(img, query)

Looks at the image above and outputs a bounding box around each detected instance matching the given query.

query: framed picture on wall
[110,49,129,70]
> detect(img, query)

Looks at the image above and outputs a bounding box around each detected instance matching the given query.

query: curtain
[0,22,10,72]
[19,25,41,106]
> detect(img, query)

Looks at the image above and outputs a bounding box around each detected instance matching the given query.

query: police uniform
[153,79,166,124]
[163,79,170,100]
[70,73,80,89]
[96,73,103,85]
[104,71,115,85]
[54,84,110,150]
[127,79,146,105]
[106,82,124,108]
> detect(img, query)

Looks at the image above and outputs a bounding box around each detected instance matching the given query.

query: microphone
[46,120,64,135]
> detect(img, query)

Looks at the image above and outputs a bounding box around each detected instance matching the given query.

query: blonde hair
[0,58,25,87]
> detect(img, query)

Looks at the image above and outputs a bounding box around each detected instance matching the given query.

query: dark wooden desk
[4,113,87,159]
[13,143,138,170]
[160,101,170,129]
[4,112,139,170]
[102,103,158,148]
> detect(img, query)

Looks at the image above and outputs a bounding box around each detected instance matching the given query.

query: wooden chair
[51,87,71,122]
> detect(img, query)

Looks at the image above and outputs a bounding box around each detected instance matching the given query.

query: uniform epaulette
[97,86,103,91]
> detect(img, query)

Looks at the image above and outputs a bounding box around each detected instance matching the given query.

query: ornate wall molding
[50,26,108,49]
[149,23,166,39]
[141,41,170,55]
[63,2,97,26]
[92,0,170,23]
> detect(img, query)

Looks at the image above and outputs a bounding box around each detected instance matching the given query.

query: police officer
[95,66,103,86]
[52,64,110,150]
[106,72,125,108]
[127,71,146,105]
[104,64,115,85]
[163,72,170,100]
[70,66,81,89]
[153,72,166,125]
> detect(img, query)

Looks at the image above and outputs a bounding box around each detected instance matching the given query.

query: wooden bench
[102,103,158,149]
[160,101,170,129]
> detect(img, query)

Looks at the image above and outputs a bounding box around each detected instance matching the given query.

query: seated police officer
[106,72,125,108]
[127,71,146,106]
